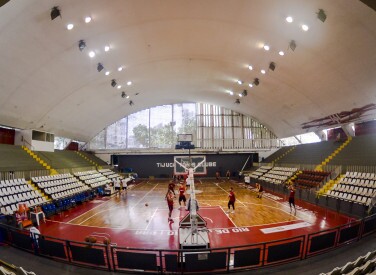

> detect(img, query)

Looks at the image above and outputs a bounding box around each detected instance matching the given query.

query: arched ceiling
[0,0,375,142]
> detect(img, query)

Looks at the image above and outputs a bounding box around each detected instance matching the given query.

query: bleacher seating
[31,174,89,200]
[248,166,272,179]
[34,150,94,169]
[320,250,376,275]
[259,167,298,184]
[98,168,118,180]
[294,170,331,189]
[74,170,112,188]
[0,144,44,172]
[326,172,376,206]
[0,178,46,215]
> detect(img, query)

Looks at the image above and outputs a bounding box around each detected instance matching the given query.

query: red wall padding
[355,120,376,136]
[66,142,79,151]
[0,127,15,144]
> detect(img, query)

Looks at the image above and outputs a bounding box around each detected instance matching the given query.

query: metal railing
[0,214,375,274]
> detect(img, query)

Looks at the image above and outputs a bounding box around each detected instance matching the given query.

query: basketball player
[114,178,121,196]
[256,183,264,198]
[178,183,187,209]
[121,178,128,195]
[166,189,175,222]
[227,187,236,213]
[168,181,176,196]
[226,170,231,180]
[288,184,296,214]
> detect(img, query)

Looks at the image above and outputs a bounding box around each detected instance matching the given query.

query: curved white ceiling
[0,0,375,141]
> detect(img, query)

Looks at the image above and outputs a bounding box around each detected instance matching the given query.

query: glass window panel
[128,109,149,148]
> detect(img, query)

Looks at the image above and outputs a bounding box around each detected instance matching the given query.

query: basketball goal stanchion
[174,134,210,250]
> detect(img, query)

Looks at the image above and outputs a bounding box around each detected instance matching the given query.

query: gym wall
[116,153,256,178]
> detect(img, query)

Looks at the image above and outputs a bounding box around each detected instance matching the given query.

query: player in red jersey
[168,181,176,196]
[288,184,296,214]
[178,183,187,209]
[227,187,236,213]
[166,189,175,222]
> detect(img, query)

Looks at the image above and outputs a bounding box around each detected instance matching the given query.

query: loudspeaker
[112,155,119,165]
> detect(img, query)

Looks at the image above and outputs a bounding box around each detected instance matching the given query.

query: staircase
[76,151,102,169]
[317,174,345,196]
[287,170,302,185]
[272,146,296,165]
[21,146,58,175]
[315,137,352,171]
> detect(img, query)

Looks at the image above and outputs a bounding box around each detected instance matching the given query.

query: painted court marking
[260,221,311,234]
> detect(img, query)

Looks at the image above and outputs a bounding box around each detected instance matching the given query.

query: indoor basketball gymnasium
[0,1,376,275]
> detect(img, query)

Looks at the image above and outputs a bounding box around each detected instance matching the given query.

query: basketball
[145,203,148,207]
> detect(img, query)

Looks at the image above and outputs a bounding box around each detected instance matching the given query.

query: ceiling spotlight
[104,45,110,52]
[269,62,276,71]
[88,51,95,58]
[129,100,134,106]
[50,6,61,20]
[317,9,327,23]
[78,40,86,51]
[263,45,270,51]
[121,91,126,98]
[97,63,104,72]
[261,69,266,74]
[242,90,248,97]
[289,40,297,51]
[117,85,122,89]
[85,16,92,23]
[118,67,123,71]
[111,79,117,87]
[105,71,110,76]
[286,16,293,23]
[248,65,253,70]
[237,80,243,85]
[254,78,260,86]
[66,23,74,30]
[235,99,240,104]
[228,90,234,95]
[279,51,285,56]
[127,81,132,86]
[249,83,253,88]
[302,24,309,31]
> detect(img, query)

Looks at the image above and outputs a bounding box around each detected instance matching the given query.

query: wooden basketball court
[38,179,354,250]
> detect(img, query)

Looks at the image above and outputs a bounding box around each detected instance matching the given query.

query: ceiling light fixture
[66,23,74,30]
[242,90,248,97]
[88,51,95,58]
[279,51,285,56]
[254,78,260,86]
[118,67,123,72]
[269,62,276,71]
[237,80,243,85]
[249,83,253,88]
[127,81,132,86]
[105,71,110,76]
[302,24,309,31]
[248,65,253,70]
[117,85,122,89]
[263,45,270,51]
[228,90,234,95]
[78,40,86,51]
[85,16,92,23]
[50,6,61,20]
[286,16,293,23]
[104,45,110,52]
[317,9,327,23]
[289,40,297,51]
[111,79,117,87]
[261,69,266,74]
